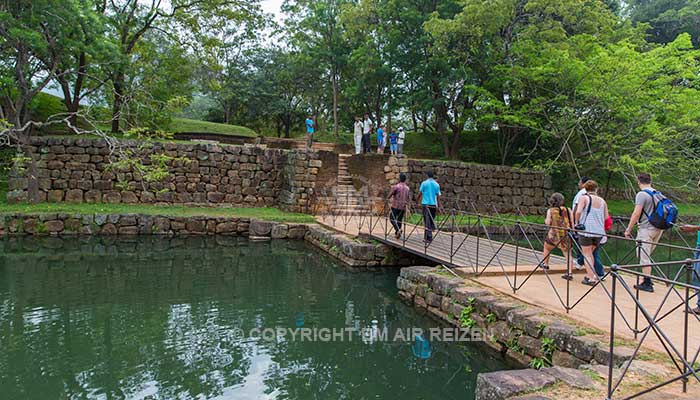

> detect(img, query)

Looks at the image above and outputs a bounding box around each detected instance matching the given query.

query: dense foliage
[1,0,699,196]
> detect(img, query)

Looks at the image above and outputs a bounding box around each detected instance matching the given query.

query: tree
[283,0,352,136]
[0,0,86,138]
[53,1,114,128]
[102,0,261,133]
[628,0,700,46]
[425,0,627,162]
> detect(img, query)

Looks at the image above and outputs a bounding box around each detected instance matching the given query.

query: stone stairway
[328,154,367,215]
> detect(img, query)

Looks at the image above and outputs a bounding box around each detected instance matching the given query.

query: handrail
[315,192,699,399]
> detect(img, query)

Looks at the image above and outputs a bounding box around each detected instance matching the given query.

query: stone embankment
[0,213,418,268]
[397,266,648,399]
[305,225,430,268]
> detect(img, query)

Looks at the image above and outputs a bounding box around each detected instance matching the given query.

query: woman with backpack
[575,180,610,286]
[541,193,574,274]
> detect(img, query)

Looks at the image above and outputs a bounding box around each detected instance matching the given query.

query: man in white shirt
[397,127,406,154]
[571,176,589,213]
[353,116,363,154]
[362,114,372,153]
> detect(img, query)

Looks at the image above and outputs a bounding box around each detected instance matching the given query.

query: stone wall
[7,137,318,212]
[397,266,636,370]
[383,157,550,214]
[304,225,431,268]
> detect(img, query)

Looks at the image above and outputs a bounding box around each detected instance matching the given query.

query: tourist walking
[377,125,386,154]
[397,127,406,155]
[574,180,609,286]
[541,193,574,275]
[624,173,669,293]
[389,130,398,155]
[305,114,315,150]
[569,176,605,279]
[362,114,372,153]
[418,170,441,243]
[353,116,363,154]
[388,173,410,239]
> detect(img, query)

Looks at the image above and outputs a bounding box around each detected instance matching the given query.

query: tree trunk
[111,72,125,133]
[332,73,339,137]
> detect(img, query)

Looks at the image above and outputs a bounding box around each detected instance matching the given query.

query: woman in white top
[574,180,609,286]
[353,116,363,154]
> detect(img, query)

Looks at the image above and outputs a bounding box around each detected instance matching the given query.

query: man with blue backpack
[625,173,679,293]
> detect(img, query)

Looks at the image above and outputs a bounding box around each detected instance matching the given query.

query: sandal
[561,273,573,281]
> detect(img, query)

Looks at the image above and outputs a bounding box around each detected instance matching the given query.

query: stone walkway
[318,214,700,359]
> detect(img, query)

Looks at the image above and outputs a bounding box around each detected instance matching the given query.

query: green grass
[0,202,315,223]
[168,117,256,136]
[607,199,700,217]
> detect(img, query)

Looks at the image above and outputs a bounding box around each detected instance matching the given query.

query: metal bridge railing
[310,192,700,398]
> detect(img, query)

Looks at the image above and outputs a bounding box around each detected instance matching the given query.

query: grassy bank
[168,118,256,136]
[0,202,315,223]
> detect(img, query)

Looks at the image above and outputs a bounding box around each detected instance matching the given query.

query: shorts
[390,143,398,152]
[579,236,602,247]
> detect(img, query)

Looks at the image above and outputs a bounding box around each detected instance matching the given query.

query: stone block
[271,224,289,239]
[593,346,635,367]
[518,335,544,359]
[118,226,139,235]
[552,351,587,369]
[216,221,237,234]
[48,190,64,202]
[152,217,171,234]
[565,335,600,362]
[425,292,443,308]
[46,220,64,233]
[185,219,206,233]
[287,224,307,240]
[475,369,557,400]
[249,220,274,236]
[542,366,594,390]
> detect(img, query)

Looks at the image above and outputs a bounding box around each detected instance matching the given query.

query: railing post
[566,237,571,313]
[450,209,455,265]
[607,265,618,400]
[476,215,481,270]
[633,240,642,339]
[513,223,519,294]
[683,261,691,393]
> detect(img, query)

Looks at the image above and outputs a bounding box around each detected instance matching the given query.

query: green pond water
[0,236,513,400]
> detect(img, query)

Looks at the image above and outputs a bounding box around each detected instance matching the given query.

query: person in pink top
[388,173,411,239]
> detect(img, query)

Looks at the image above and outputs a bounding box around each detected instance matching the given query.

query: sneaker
[634,282,654,293]
[581,277,598,287]
[574,262,584,271]
[561,273,573,281]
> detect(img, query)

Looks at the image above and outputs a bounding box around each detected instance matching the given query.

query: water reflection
[0,236,513,399]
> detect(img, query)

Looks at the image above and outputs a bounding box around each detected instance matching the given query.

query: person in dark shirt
[388,173,410,239]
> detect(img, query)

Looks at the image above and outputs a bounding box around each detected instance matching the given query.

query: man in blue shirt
[305,114,314,150]
[418,170,441,243]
